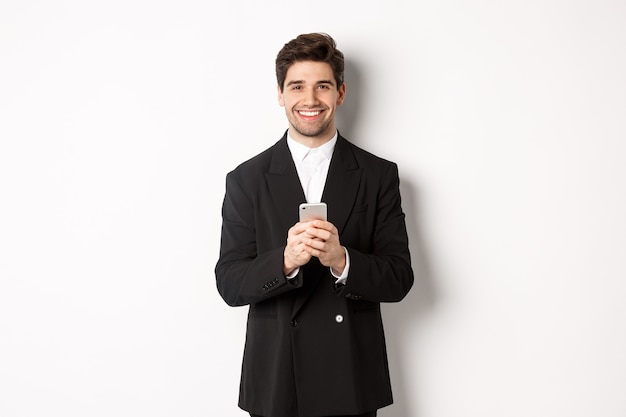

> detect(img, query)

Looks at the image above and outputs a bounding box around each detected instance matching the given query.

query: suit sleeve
[215,170,303,307]
[337,163,414,302]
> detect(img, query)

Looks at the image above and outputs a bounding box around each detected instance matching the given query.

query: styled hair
[275,33,345,92]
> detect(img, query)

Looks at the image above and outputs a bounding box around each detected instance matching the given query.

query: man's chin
[292,124,331,139]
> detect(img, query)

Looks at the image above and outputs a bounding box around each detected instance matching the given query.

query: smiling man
[216,33,414,417]
[278,60,345,146]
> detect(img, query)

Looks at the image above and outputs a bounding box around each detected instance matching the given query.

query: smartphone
[299,202,327,222]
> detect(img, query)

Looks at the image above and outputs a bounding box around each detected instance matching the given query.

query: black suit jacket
[216,132,413,417]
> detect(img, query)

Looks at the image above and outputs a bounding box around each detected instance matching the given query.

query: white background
[1,1,625,416]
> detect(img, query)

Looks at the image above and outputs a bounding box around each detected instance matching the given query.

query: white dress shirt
[286,131,350,284]
[288,133,335,203]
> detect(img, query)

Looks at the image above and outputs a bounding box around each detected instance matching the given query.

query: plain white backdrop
[1,1,625,416]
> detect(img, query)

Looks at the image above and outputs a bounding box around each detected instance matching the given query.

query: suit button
[335,314,344,323]
[290,320,298,327]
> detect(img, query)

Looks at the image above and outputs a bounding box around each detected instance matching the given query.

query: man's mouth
[297,110,322,118]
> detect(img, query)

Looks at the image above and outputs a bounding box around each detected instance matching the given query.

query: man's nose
[302,88,319,105]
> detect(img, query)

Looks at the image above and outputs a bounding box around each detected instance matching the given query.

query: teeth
[299,110,320,117]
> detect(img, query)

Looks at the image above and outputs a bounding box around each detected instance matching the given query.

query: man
[216,33,414,417]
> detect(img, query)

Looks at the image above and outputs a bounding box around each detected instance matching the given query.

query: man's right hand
[283,221,316,275]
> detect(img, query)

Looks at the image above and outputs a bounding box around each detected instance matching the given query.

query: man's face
[278,60,346,146]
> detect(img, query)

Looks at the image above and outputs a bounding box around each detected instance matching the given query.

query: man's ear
[336,83,346,105]
[277,85,285,107]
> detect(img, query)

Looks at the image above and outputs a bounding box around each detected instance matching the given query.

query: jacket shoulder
[338,135,398,171]
[228,136,287,177]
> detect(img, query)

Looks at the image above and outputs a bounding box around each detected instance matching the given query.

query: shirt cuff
[330,247,350,285]
[286,267,300,280]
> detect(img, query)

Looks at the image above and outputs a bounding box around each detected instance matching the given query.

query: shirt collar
[287,131,338,162]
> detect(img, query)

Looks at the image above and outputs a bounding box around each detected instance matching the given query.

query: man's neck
[288,129,337,149]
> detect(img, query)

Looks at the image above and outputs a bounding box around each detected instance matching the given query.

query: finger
[302,245,322,258]
[307,227,333,242]
[304,236,327,250]
[314,220,339,233]
[299,221,319,235]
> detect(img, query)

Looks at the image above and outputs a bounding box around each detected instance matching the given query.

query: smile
[298,110,321,117]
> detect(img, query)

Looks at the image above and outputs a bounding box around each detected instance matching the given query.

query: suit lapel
[322,134,362,235]
[264,135,307,235]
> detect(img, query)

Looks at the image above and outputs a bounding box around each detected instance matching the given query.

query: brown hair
[275,33,345,92]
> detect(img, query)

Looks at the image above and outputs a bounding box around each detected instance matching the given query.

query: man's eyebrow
[285,79,335,87]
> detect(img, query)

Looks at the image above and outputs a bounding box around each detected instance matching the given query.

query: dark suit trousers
[250,412,376,417]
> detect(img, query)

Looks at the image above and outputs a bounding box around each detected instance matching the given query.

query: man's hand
[283,221,314,275]
[283,220,346,276]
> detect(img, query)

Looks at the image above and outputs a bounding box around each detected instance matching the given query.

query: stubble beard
[289,113,333,139]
